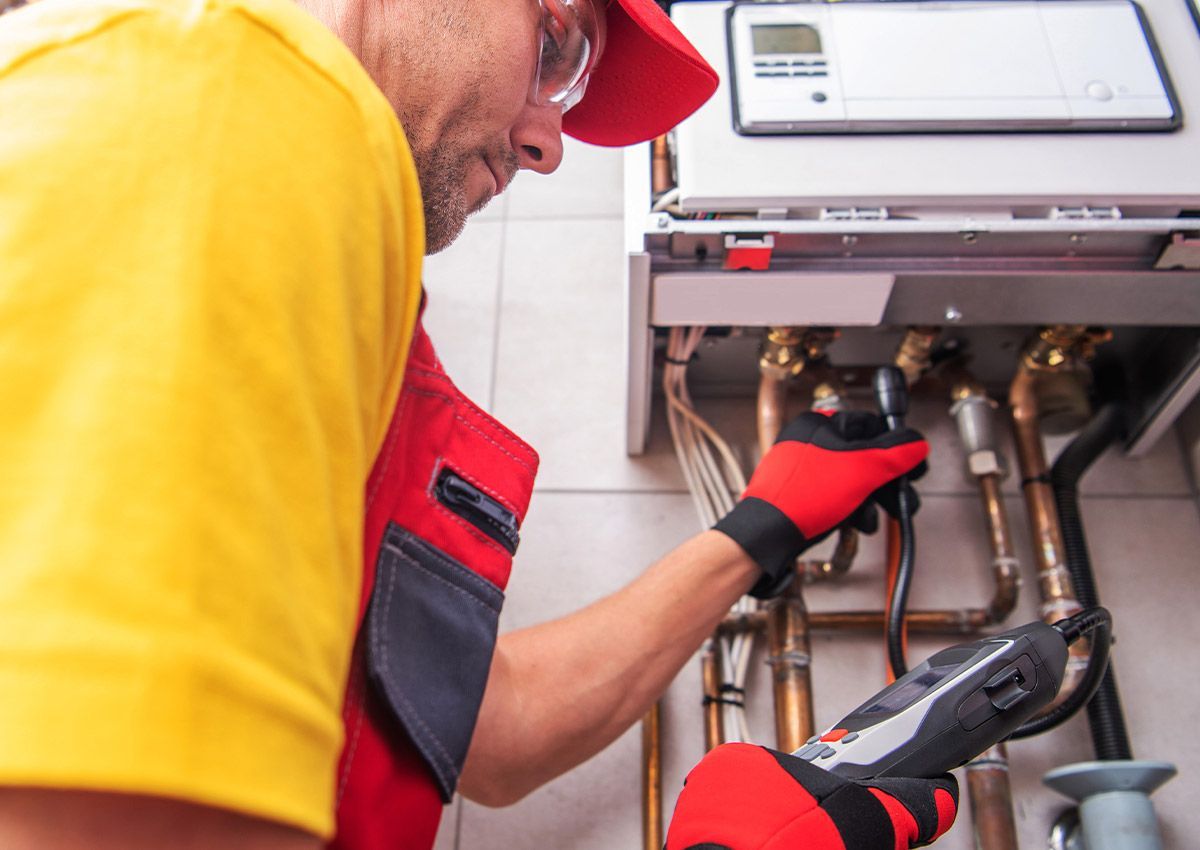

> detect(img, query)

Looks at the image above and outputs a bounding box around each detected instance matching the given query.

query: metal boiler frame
[623,0,1200,459]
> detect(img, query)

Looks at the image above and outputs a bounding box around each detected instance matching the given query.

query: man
[0,0,955,846]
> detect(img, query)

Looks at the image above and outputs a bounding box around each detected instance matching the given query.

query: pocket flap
[364,522,503,801]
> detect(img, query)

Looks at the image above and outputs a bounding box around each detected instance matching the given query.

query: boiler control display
[726,0,1178,135]
[751,24,822,55]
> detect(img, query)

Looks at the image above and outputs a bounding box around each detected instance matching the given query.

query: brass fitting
[894,326,942,386]
[1021,325,1111,371]
[759,327,807,379]
[1018,325,1113,434]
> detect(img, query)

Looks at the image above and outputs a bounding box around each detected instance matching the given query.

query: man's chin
[423,193,498,255]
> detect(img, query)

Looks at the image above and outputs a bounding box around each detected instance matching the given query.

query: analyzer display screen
[859,662,962,716]
[752,24,822,55]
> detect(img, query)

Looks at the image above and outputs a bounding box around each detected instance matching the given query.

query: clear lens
[532,0,598,110]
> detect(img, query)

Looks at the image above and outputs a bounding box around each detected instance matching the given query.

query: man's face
[359,0,607,254]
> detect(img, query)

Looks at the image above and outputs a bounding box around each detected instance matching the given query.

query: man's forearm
[458,530,758,806]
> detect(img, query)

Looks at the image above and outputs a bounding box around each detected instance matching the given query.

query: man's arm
[458,530,758,805]
[459,412,929,806]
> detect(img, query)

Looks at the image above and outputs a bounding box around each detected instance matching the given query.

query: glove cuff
[713,498,805,598]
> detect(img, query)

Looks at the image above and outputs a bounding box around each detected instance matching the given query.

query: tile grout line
[486,212,510,413]
[451,796,464,850]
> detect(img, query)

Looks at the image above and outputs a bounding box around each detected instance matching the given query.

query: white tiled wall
[422,137,1200,850]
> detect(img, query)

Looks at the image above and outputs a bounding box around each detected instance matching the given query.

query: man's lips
[487,158,513,196]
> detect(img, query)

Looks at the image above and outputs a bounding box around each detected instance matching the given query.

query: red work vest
[330,313,539,850]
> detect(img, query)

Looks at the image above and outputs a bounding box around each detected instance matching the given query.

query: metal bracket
[820,206,890,222]
[723,233,775,270]
[1153,232,1200,270]
[1050,205,1123,221]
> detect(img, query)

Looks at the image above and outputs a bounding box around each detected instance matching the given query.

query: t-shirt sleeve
[0,0,421,837]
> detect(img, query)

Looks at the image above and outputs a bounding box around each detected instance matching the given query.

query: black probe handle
[874,365,909,432]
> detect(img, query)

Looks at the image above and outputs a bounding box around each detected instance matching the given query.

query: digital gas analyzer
[796,609,1113,780]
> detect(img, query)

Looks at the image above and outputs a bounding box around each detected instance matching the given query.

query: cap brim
[562,0,718,147]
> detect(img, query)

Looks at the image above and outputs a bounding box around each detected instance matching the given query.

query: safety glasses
[531,0,600,112]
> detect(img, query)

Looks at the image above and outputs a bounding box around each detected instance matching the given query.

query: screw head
[945,306,964,323]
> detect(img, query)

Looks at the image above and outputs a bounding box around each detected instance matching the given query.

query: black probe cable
[874,366,915,678]
[1010,606,1113,739]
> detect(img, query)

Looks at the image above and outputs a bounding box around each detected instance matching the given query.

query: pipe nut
[967,450,1005,477]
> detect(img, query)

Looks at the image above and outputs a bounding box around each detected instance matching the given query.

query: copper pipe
[757,371,790,458]
[641,703,663,850]
[799,526,858,582]
[978,473,1020,624]
[700,641,725,752]
[1010,361,1089,711]
[966,744,1019,850]
[651,135,672,195]
[766,583,816,751]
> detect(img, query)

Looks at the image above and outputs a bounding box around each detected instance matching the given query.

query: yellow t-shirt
[0,0,423,837]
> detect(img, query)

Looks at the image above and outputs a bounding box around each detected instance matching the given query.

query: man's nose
[512,102,565,174]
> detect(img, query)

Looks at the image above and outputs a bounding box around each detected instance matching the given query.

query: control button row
[753,60,828,67]
[753,70,830,79]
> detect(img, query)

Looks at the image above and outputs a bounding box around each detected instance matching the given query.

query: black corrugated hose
[1049,403,1134,760]
[1012,607,1113,739]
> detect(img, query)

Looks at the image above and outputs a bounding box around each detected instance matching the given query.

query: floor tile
[421,219,505,408]
[492,218,685,491]
[504,137,625,221]
[432,801,459,850]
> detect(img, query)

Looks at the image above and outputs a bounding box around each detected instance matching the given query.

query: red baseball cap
[562,0,718,147]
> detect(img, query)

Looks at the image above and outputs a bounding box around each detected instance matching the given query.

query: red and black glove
[667,743,958,850]
[713,410,928,598]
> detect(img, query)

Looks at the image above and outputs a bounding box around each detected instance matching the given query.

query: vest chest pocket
[363,521,504,801]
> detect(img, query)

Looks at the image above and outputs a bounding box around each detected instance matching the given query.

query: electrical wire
[663,327,758,743]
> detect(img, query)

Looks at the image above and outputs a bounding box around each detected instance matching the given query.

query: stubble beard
[406,108,519,255]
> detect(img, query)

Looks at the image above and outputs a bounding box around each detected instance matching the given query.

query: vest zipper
[435,468,520,555]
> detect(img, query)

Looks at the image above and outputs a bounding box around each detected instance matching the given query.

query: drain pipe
[1042,403,1177,850]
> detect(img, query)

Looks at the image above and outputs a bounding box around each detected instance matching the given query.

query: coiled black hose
[1011,606,1113,739]
[1049,403,1134,760]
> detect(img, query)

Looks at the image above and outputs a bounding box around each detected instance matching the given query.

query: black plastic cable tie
[664,355,692,366]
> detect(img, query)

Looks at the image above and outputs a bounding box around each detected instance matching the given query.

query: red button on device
[820,728,850,742]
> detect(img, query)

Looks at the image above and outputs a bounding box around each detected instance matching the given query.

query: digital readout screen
[751,24,822,55]
[860,662,962,716]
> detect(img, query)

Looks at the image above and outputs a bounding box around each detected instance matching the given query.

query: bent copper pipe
[1010,364,1089,711]
[641,702,663,850]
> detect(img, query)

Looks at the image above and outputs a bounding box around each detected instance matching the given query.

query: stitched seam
[425,461,512,556]
[452,412,537,475]
[448,466,521,515]
[336,661,367,803]
[453,404,538,466]
[406,374,537,465]
[388,527,504,601]
[431,500,510,556]
[394,546,500,614]
[365,388,412,512]
[371,558,455,777]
